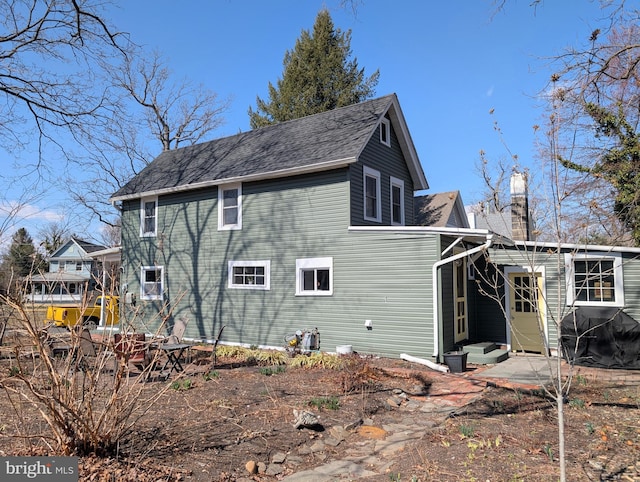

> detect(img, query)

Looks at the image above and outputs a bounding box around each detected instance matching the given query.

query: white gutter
[514,239,640,254]
[431,234,494,358]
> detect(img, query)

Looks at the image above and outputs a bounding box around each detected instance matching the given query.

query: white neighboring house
[26,237,108,304]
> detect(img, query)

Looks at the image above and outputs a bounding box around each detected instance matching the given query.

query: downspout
[432,234,494,359]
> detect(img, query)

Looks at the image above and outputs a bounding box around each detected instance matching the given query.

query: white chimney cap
[510,172,528,196]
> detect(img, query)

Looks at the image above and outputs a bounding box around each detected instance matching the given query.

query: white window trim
[389,176,405,226]
[140,265,164,301]
[296,257,333,296]
[140,197,158,237]
[564,252,624,307]
[228,260,271,290]
[363,166,381,223]
[380,117,391,147]
[218,183,242,230]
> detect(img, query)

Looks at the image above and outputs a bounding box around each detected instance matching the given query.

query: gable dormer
[350,103,427,227]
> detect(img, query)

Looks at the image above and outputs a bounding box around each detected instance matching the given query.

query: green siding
[621,253,640,320]
[350,119,415,226]
[470,255,508,344]
[482,246,563,348]
[120,169,442,359]
[480,245,640,348]
[336,232,439,358]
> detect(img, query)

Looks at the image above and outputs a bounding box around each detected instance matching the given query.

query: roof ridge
[171,93,397,155]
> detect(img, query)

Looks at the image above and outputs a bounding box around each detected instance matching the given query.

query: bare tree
[535,79,633,245]
[1,1,229,242]
[0,0,135,249]
[65,50,230,231]
[0,184,45,250]
[37,222,71,255]
[100,217,121,248]
[116,52,230,152]
[475,152,513,214]
[0,0,128,158]
[534,3,640,245]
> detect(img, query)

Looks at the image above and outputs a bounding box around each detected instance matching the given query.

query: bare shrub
[338,355,379,394]
[0,294,171,456]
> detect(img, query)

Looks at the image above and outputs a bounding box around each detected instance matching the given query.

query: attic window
[380,118,391,147]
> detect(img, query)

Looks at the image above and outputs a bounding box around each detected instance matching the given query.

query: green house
[110,94,640,366]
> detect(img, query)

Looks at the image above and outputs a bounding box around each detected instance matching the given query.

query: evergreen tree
[248,9,379,128]
[560,103,640,245]
[3,228,43,278]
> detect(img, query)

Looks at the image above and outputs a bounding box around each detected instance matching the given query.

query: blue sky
[2,0,610,246]
[103,0,604,198]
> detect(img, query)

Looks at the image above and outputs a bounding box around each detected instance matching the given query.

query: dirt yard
[0,335,639,481]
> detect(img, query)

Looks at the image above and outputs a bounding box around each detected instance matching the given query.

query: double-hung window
[296,257,333,296]
[141,266,164,300]
[363,166,381,223]
[218,183,242,230]
[140,197,158,237]
[390,176,405,225]
[228,260,270,290]
[564,252,624,307]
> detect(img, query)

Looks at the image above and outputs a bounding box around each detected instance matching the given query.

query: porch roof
[30,273,89,283]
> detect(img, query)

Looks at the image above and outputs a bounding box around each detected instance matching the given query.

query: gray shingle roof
[49,237,106,259]
[414,191,469,228]
[72,237,107,254]
[111,94,426,201]
[470,210,513,239]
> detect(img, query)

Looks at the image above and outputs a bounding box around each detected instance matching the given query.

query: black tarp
[560,307,640,369]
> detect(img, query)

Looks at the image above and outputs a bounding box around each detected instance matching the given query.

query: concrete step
[466,348,509,365]
[462,342,497,355]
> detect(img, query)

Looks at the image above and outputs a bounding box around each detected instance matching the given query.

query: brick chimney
[510,172,530,241]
